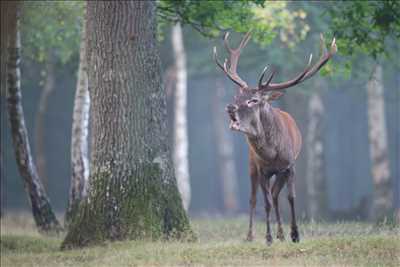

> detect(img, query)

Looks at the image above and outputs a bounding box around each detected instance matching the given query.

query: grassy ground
[1,213,399,266]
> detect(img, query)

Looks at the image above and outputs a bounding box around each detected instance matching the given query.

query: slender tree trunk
[62,1,193,249]
[213,79,239,213]
[0,152,3,217]
[305,88,326,221]
[34,54,56,187]
[171,23,191,212]
[396,73,400,224]
[367,64,392,221]
[65,6,90,227]
[6,1,61,233]
[1,1,10,219]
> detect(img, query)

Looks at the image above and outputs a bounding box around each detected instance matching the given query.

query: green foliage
[158,0,309,47]
[21,1,84,65]
[327,1,400,60]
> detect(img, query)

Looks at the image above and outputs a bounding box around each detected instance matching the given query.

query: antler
[258,34,337,92]
[213,31,251,89]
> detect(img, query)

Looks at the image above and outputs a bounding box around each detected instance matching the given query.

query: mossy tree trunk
[61,1,192,249]
[65,4,90,227]
[6,1,61,233]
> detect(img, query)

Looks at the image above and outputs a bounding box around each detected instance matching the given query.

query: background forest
[2,0,398,221]
[0,0,399,266]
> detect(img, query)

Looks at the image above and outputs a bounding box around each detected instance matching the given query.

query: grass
[1,213,399,266]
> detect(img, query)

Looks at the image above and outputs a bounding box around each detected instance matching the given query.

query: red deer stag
[214,32,337,244]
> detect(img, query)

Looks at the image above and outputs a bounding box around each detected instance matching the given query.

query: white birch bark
[367,64,392,220]
[66,8,90,224]
[305,90,325,221]
[171,23,191,211]
[6,1,61,232]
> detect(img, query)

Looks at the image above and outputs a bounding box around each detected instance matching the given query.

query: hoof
[290,228,300,243]
[266,234,273,246]
[276,229,285,241]
[246,233,254,242]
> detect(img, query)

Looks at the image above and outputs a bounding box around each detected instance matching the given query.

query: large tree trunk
[213,79,239,213]
[6,1,61,233]
[367,64,392,221]
[171,23,191,212]
[34,54,56,187]
[305,88,326,221]
[61,1,193,249]
[65,5,90,227]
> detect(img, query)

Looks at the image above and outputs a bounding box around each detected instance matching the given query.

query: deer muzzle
[226,104,240,131]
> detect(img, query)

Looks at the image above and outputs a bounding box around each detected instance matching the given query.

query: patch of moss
[61,163,195,249]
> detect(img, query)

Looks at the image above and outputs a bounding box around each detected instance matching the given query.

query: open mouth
[228,112,240,131]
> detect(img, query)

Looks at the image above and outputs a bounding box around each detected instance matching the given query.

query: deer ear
[264,91,284,102]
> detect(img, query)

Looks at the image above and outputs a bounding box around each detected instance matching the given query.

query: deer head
[214,32,337,137]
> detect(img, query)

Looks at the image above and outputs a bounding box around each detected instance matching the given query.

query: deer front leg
[272,172,288,241]
[246,168,258,241]
[260,176,273,245]
[287,167,300,243]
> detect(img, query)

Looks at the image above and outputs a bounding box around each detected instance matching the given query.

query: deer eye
[247,99,259,106]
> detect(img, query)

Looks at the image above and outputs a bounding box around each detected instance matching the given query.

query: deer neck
[247,106,280,162]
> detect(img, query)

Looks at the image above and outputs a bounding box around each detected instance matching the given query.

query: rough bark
[305,88,326,221]
[61,1,193,249]
[213,79,239,213]
[6,1,61,233]
[171,23,191,212]
[65,5,90,227]
[34,54,56,187]
[367,64,392,221]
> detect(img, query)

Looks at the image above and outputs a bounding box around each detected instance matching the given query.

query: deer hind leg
[260,175,273,245]
[272,171,289,241]
[287,167,300,243]
[246,165,258,241]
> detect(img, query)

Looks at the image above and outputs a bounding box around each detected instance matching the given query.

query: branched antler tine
[262,54,313,91]
[222,57,245,87]
[213,47,225,72]
[263,68,276,88]
[258,65,269,88]
[223,32,232,52]
[213,31,250,89]
[305,34,327,77]
[300,36,337,82]
[258,65,277,89]
[238,31,252,50]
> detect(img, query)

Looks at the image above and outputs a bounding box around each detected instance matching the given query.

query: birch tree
[4,1,61,233]
[65,6,90,226]
[328,0,399,221]
[367,65,392,220]
[305,88,326,220]
[171,23,191,212]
